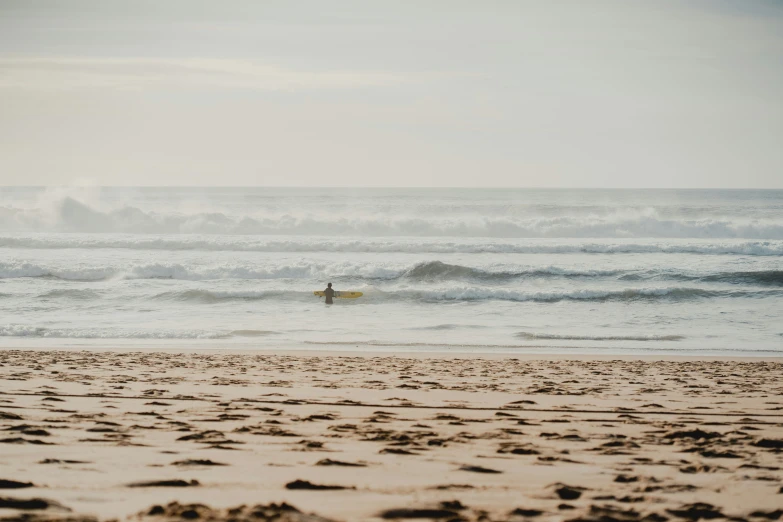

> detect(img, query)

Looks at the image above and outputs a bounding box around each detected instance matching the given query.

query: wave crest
[3,260,781,287]
[402,261,620,282]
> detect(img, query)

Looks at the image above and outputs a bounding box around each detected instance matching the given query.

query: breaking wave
[3,235,782,256]
[2,260,781,286]
[401,261,619,281]
[0,260,381,282]
[2,196,783,239]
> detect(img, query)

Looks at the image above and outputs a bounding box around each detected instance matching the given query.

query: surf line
[3,392,782,419]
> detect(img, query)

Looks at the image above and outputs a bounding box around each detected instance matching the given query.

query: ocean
[1,187,781,355]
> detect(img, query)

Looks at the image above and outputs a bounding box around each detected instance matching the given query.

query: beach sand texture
[1,349,782,521]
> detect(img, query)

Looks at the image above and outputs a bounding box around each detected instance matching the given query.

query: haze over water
[0,187,781,355]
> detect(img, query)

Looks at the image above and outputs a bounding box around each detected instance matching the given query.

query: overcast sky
[1,0,782,188]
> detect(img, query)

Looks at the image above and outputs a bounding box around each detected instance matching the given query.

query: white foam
[0,324,229,339]
[2,195,782,238]
[0,260,401,281]
[2,235,782,255]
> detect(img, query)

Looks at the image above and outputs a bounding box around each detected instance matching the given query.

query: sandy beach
[1,348,782,522]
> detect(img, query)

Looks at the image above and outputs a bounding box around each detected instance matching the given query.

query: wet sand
[0,348,782,521]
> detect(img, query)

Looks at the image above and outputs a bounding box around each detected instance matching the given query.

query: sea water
[1,187,781,355]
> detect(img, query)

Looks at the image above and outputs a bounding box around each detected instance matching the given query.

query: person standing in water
[323,282,335,304]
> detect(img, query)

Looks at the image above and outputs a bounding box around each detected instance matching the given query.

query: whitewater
[1,187,781,355]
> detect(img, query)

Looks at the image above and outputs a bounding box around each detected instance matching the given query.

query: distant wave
[2,196,782,238]
[2,260,782,287]
[3,235,782,256]
[516,332,685,341]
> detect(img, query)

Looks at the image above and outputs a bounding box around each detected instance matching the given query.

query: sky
[1,0,782,188]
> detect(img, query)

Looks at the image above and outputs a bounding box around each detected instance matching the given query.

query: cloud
[0,56,406,91]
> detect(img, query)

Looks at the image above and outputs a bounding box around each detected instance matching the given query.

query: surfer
[323,283,335,305]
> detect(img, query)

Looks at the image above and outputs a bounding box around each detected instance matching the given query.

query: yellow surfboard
[314,291,363,299]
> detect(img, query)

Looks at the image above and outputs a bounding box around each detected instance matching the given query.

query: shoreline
[2,344,782,362]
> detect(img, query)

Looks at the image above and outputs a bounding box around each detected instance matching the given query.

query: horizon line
[3,186,782,190]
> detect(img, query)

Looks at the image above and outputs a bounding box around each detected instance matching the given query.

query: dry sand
[0,348,782,522]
